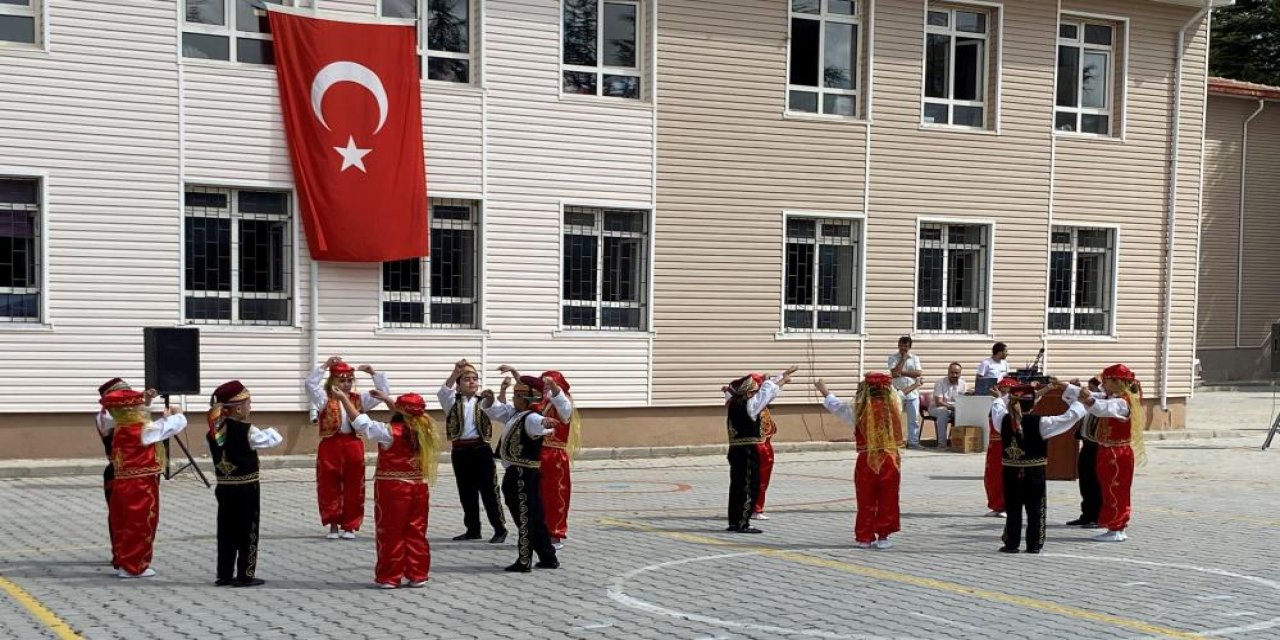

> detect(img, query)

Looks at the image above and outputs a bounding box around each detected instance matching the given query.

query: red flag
[268,9,427,262]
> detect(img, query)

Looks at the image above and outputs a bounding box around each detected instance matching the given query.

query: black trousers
[501,466,556,568]
[103,463,117,567]
[726,445,760,530]
[215,483,261,581]
[1001,466,1046,551]
[1077,440,1102,522]
[452,444,507,535]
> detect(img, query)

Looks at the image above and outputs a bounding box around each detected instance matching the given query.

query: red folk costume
[822,373,905,546]
[352,393,441,588]
[984,376,1020,514]
[308,361,389,534]
[1091,364,1146,537]
[97,377,131,570]
[752,374,778,516]
[538,370,580,541]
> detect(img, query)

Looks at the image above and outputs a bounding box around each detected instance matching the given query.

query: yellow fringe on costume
[405,414,443,485]
[110,407,167,469]
[1120,386,1147,466]
[566,406,583,462]
[854,387,905,473]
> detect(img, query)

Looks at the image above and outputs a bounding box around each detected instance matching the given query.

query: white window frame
[560,0,644,101]
[378,198,482,330]
[913,218,994,336]
[558,202,651,333]
[0,0,40,48]
[377,0,478,85]
[779,211,865,335]
[180,0,307,65]
[920,0,1000,131]
[1046,224,1118,337]
[0,171,48,326]
[785,0,863,119]
[182,185,296,327]
[1055,14,1125,138]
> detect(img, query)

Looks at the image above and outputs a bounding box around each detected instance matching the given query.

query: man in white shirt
[888,336,924,449]
[929,363,967,448]
[975,342,1009,396]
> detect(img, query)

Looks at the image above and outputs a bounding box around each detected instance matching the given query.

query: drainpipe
[1236,99,1266,348]
[1160,1,1212,411]
[309,261,319,421]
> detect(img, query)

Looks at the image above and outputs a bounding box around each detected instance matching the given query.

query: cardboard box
[950,425,984,453]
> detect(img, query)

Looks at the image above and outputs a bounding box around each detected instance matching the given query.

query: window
[182,0,306,64]
[1048,226,1115,335]
[562,206,649,331]
[562,0,642,99]
[0,0,37,45]
[184,187,293,325]
[1056,18,1118,135]
[784,216,861,333]
[923,4,993,128]
[916,222,989,333]
[381,199,480,328]
[380,0,473,83]
[788,0,861,117]
[0,178,40,322]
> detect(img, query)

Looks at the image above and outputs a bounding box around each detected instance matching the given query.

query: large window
[184,187,293,326]
[917,222,989,333]
[784,216,861,333]
[183,0,308,64]
[788,0,861,117]
[1048,226,1115,335]
[1056,18,1118,135]
[380,0,474,83]
[0,178,40,322]
[382,199,480,329]
[0,0,38,45]
[562,206,649,331]
[562,0,642,100]
[923,4,993,128]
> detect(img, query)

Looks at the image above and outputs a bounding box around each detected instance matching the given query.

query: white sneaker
[873,538,895,550]
[326,531,340,540]
[117,568,156,579]
[553,542,564,551]
[753,512,770,520]
[406,580,428,588]
[377,582,398,589]
[340,530,357,540]
[854,541,873,549]
[985,510,1006,518]
[1092,530,1127,542]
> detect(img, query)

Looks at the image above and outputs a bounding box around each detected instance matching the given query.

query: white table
[954,394,997,448]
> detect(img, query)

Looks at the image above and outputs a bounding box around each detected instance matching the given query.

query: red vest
[375,422,424,483]
[111,422,162,479]
[540,403,571,449]
[1096,396,1134,446]
[318,393,363,439]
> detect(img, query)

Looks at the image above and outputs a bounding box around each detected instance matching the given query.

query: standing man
[305,356,391,539]
[95,378,156,570]
[1080,365,1145,542]
[99,389,188,578]
[928,363,967,448]
[817,373,906,550]
[206,380,284,587]
[1067,377,1104,528]
[888,336,924,449]
[975,342,1009,396]
[438,360,507,544]
[724,367,796,534]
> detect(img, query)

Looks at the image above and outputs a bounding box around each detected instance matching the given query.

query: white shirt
[245,425,285,450]
[351,414,397,449]
[822,392,859,425]
[437,385,481,440]
[1087,395,1130,419]
[97,412,190,446]
[481,399,564,468]
[931,377,967,409]
[977,357,1008,381]
[887,353,922,399]
[304,364,391,434]
[990,385,1088,439]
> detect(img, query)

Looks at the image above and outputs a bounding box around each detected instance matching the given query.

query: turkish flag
[268,9,427,262]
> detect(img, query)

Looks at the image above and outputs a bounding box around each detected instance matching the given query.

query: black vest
[446,394,493,441]
[1001,413,1048,467]
[726,400,764,446]
[207,418,262,484]
[498,412,543,468]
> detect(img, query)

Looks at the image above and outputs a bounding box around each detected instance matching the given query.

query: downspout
[309,261,319,422]
[1160,1,1212,411]
[1235,99,1266,348]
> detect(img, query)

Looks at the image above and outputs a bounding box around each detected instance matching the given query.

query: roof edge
[1209,77,1280,100]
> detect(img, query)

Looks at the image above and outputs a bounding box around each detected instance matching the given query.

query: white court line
[907,612,984,633]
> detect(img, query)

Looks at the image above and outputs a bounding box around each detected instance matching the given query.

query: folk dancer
[98,388,188,578]
[305,356,391,539]
[482,375,571,572]
[753,387,779,522]
[983,376,1020,517]
[439,360,507,544]
[339,389,442,588]
[95,378,156,570]
[206,381,284,587]
[1066,377,1105,528]
[993,383,1088,554]
[537,369,579,549]
[818,373,906,550]
[723,367,796,534]
[1080,364,1146,542]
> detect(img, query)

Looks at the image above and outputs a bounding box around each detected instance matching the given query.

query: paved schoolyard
[0,435,1277,640]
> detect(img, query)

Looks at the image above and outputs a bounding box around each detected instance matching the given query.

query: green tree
[1211,0,1280,86]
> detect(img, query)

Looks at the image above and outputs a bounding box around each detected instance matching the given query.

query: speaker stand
[161,395,211,488]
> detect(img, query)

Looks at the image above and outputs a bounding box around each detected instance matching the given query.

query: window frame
[180,0,307,66]
[378,197,483,331]
[558,201,652,334]
[0,170,48,326]
[181,185,298,328]
[785,0,864,120]
[920,0,1001,132]
[377,0,479,86]
[0,0,41,49]
[559,0,645,101]
[913,218,995,336]
[1054,12,1128,139]
[1045,224,1119,338]
[779,211,866,336]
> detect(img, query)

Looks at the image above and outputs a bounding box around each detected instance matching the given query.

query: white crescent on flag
[310,60,389,134]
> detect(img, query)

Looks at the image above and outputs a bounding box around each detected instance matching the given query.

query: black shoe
[999,546,1020,553]
[1077,521,1098,528]
[535,560,560,569]
[233,578,266,587]
[1025,548,1041,554]
[453,532,482,541]
[726,526,740,532]
[504,562,531,573]
[489,530,508,544]
[215,578,234,587]
[736,527,763,534]
[1065,517,1088,526]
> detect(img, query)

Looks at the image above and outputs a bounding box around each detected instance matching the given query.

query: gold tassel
[566,407,583,463]
[1123,386,1147,466]
[406,414,442,486]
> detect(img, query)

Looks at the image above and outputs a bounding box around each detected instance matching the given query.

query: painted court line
[0,574,82,640]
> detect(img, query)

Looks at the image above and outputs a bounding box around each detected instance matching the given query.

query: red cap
[98,378,129,397]
[101,389,145,409]
[395,393,426,416]
[864,372,893,389]
[516,375,545,395]
[329,362,355,377]
[1101,364,1136,381]
[997,377,1020,390]
[212,380,250,405]
[541,370,571,393]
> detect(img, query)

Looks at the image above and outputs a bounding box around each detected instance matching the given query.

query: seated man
[928,362,967,448]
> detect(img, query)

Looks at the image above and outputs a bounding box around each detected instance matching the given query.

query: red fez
[212,380,250,405]
[330,362,355,377]
[395,393,426,416]
[1010,384,1037,398]
[101,389,144,409]
[864,372,893,389]
[541,370,572,393]
[1101,364,1136,381]
[517,375,545,394]
[997,377,1020,390]
[98,378,129,397]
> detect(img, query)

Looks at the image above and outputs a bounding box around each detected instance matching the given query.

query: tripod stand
[161,394,211,488]
[1263,413,1279,451]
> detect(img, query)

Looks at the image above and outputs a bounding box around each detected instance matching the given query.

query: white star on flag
[333,136,372,173]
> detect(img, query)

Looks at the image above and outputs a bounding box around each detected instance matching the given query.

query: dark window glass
[427,0,469,53]
[427,58,469,83]
[239,219,287,293]
[383,301,426,324]
[563,71,597,95]
[563,0,597,66]
[785,243,815,306]
[602,2,636,67]
[236,38,275,65]
[790,18,820,86]
[562,234,598,302]
[603,75,640,99]
[183,33,230,60]
[382,259,422,293]
[184,217,232,292]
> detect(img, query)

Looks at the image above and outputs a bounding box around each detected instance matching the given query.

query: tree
[1211,0,1280,86]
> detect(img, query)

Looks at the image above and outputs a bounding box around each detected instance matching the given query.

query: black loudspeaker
[144,327,201,396]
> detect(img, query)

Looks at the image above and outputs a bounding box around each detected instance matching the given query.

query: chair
[919,391,936,431]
